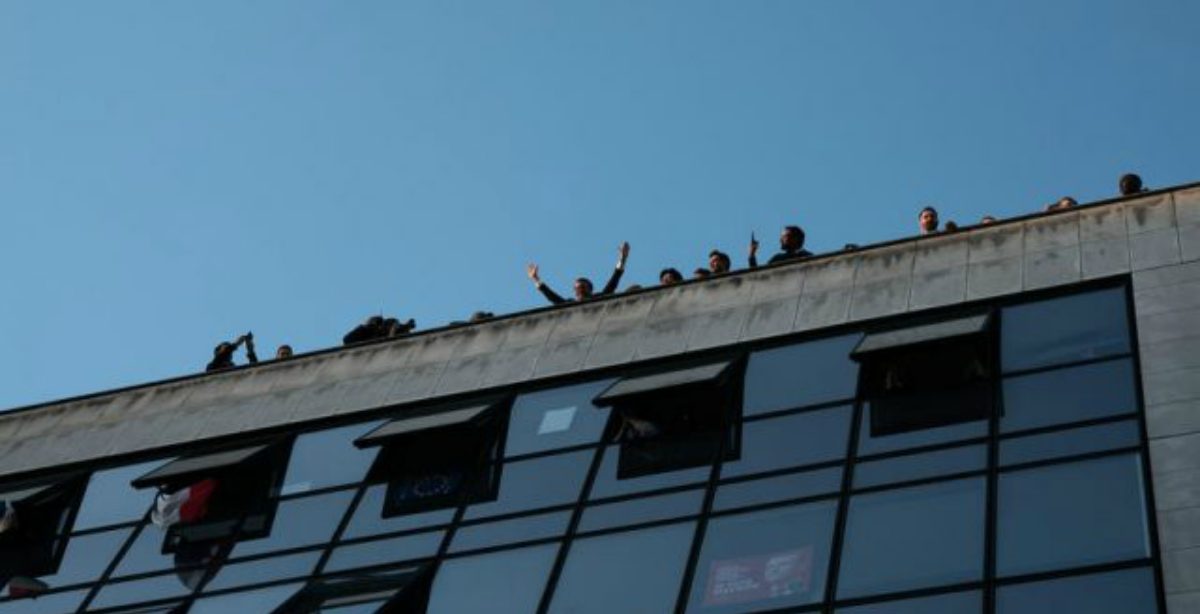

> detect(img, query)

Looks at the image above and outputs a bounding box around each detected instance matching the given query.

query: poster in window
[703,546,813,607]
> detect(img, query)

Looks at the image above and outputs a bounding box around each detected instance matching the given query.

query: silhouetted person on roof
[275,345,293,359]
[1046,196,1077,212]
[1119,173,1146,196]
[206,333,258,372]
[919,206,939,235]
[750,225,813,267]
[659,268,683,285]
[707,250,732,274]
[527,242,630,305]
[343,316,416,346]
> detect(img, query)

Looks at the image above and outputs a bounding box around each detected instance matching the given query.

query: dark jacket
[749,249,813,268]
[536,267,625,305]
[342,318,416,346]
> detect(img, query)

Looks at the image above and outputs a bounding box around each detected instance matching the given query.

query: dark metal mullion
[821,388,866,611]
[312,481,372,575]
[74,502,156,614]
[671,430,731,613]
[994,411,1140,441]
[995,445,1142,474]
[983,317,1003,614]
[739,397,857,424]
[534,442,609,614]
[999,351,1133,380]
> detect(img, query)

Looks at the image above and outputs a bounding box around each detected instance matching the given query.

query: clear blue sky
[2,1,1197,411]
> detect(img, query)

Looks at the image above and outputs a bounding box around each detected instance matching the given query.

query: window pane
[90,572,196,610]
[713,467,842,512]
[589,445,710,500]
[229,490,355,558]
[838,478,985,599]
[191,582,304,614]
[280,421,383,494]
[506,380,614,457]
[836,590,981,613]
[686,500,837,613]
[1000,359,1137,433]
[341,484,455,539]
[0,588,89,614]
[324,530,444,573]
[857,404,987,456]
[74,460,160,530]
[464,450,592,520]
[428,544,558,614]
[449,511,570,553]
[744,335,861,416]
[34,528,132,588]
[1001,287,1130,372]
[549,522,696,614]
[112,523,203,578]
[996,567,1157,613]
[997,454,1149,576]
[722,406,852,478]
[579,489,704,533]
[205,550,321,591]
[999,420,1140,467]
[854,445,986,489]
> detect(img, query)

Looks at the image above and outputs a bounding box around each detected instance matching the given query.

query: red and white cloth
[151,478,219,529]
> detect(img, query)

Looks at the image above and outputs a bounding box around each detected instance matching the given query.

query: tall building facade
[1,183,1198,613]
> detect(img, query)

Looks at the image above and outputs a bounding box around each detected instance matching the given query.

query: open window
[272,565,433,613]
[594,359,743,479]
[355,398,508,518]
[0,476,86,584]
[131,440,291,552]
[851,311,996,437]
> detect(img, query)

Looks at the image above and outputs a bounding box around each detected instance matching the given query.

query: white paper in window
[538,407,577,435]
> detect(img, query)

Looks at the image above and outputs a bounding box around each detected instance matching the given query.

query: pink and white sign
[703,546,814,607]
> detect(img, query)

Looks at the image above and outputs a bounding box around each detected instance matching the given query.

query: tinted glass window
[0,588,90,614]
[838,478,985,599]
[111,523,193,578]
[1000,359,1137,432]
[836,590,982,613]
[721,406,852,478]
[686,500,837,613]
[997,454,1149,576]
[205,550,321,591]
[857,404,987,457]
[713,467,842,512]
[506,380,614,457]
[999,420,1140,467]
[428,544,558,614]
[996,567,1157,613]
[449,511,570,553]
[854,445,986,489]
[324,530,444,573]
[549,522,696,614]
[230,490,355,558]
[744,335,861,416]
[90,572,196,610]
[463,450,593,520]
[74,460,160,530]
[34,528,132,588]
[1001,287,1129,372]
[589,444,710,500]
[579,489,704,533]
[340,484,455,539]
[190,582,304,614]
[280,421,383,494]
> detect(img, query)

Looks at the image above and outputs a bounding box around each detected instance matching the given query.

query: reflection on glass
[589,445,710,500]
[73,460,160,530]
[836,590,981,613]
[686,500,837,613]
[999,421,1140,467]
[31,528,132,588]
[838,478,985,599]
[505,380,615,457]
[996,567,1157,613]
[549,521,696,614]
[1001,287,1129,372]
[722,406,852,478]
[229,490,354,558]
[341,484,455,540]
[854,445,985,489]
[89,572,196,610]
[205,550,321,591]
[323,530,444,573]
[428,544,558,613]
[111,522,210,578]
[449,511,570,553]
[464,451,593,520]
[190,582,304,614]
[997,454,1149,576]
[713,468,842,512]
[744,335,861,416]
[0,588,89,614]
[857,404,987,457]
[1000,359,1136,433]
[579,489,704,533]
[280,422,384,494]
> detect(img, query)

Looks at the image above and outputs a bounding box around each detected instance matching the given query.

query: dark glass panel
[0,588,89,614]
[448,511,570,553]
[30,528,132,588]
[744,334,861,416]
[190,582,305,613]
[505,380,615,457]
[89,572,196,610]
[589,444,710,500]
[578,489,704,533]
[713,467,842,512]
[836,590,982,613]
[74,460,160,530]
[722,406,852,478]
[999,420,1140,467]
[857,403,987,457]
[463,450,593,520]
[837,478,985,599]
[685,500,838,613]
[111,523,198,578]
[427,544,558,613]
[997,454,1149,576]
[548,521,696,614]
[854,445,985,489]
[1001,287,1130,372]
[229,490,354,558]
[205,550,321,591]
[280,421,384,495]
[340,484,455,540]
[996,567,1157,613]
[1000,359,1137,433]
[323,530,444,573]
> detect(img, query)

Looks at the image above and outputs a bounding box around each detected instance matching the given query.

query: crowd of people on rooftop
[204,172,1152,372]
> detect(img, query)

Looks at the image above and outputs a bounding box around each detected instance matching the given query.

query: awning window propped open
[354,403,494,449]
[133,444,275,490]
[0,476,87,580]
[594,361,734,406]
[272,565,431,614]
[851,312,993,359]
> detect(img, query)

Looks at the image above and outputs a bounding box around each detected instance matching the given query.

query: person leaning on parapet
[750,225,813,267]
[342,315,416,346]
[659,268,683,285]
[1045,196,1078,212]
[526,241,630,305]
[707,249,733,275]
[206,332,258,372]
[1119,173,1147,196]
[275,345,294,360]
[918,206,940,235]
